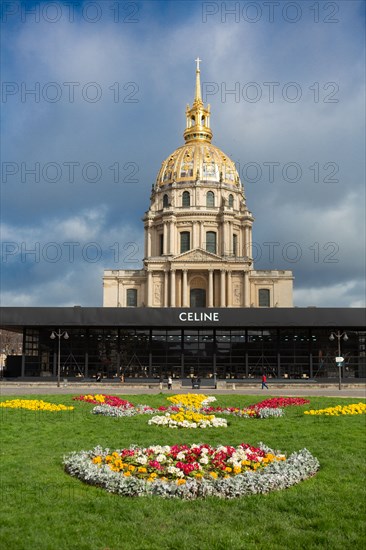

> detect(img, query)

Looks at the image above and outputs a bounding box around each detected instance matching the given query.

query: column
[244,225,249,257]
[170,270,176,306]
[163,223,168,255]
[192,222,198,249]
[221,222,225,256]
[248,225,253,259]
[244,271,250,307]
[220,270,226,307]
[208,270,214,307]
[227,270,232,306]
[169,220,174,255]
[147,270,153,306]
[224,221,230,255]
[200,221,204,249]
[147,225,152,257]
[182,270,189,307]
[164,271,169,307]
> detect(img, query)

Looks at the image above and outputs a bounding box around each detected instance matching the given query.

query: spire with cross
[194,57,202,103]
[183,58,212,143]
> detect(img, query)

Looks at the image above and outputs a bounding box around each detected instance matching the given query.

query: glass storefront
[14,326,365,380]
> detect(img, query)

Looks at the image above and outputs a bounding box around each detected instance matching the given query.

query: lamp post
[50,330,69,387]
[329,331,348,390]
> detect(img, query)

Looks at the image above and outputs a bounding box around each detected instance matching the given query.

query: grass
[0,393,365,550]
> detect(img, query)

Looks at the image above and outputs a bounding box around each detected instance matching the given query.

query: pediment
[171,248,223,263]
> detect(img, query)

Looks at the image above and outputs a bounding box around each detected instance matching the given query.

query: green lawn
[0,394,365,550]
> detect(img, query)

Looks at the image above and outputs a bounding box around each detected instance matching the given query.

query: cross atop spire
[195,57,201,71]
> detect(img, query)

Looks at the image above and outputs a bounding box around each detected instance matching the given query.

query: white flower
[199,457,209,464]
[176,452,186,460]
[136,456,148,465]
[167,466,180,475]
[156,454,166,463]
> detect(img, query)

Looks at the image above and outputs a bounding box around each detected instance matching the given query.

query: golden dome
[156,59,241,188]
[156,142,240,187]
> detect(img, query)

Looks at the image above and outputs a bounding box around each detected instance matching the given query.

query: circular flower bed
[148,411,228,428]
[0,399,73,412]
[64,442,319,499]
[304,402,366,416]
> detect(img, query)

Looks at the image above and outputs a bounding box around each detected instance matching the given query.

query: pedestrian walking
[167,376,172,390]
[261,373,269,389]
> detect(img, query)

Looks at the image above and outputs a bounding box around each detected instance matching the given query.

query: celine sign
[178,311,220,322]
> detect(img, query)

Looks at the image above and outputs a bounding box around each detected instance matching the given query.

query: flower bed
[64,442,320,499]
[304,403,366,416]
[0,399,73,412]
[93,404,159,417]
[148,412,228,428]
[202,406,284,418]
[248,397,310,409]
[167,394,216,409]
[73,394,134,408]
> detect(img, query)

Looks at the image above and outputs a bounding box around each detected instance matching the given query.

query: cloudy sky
[1,0,365,307]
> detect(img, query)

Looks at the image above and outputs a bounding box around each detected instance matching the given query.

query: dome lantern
[183,58,213,144]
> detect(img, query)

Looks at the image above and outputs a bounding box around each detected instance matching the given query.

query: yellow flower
[92,456,102,464]
[209,472,218,479]
[177,479,186,485]
[123,471,131,477]
[233,466,241,474]
[0,399,74,412]
[304,402,366,416]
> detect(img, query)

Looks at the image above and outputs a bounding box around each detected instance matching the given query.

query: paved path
[1,382,365,399]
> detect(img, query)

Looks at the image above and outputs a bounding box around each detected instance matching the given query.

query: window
[206,191,215,207]
[258,289,270,307]
[206,231,217,254]
[228,194,234,208]
[163,194,169,208]
[190,289,206,307]
[180,231,190,253]
[159,234,164,255]
[126,289,137,307]
[233,234,238,256]
[182,191,190,207]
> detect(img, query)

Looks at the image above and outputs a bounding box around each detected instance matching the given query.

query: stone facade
[103,61,293,308]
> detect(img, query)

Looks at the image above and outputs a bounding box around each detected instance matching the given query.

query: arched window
[258,289,270,307]
[163,194,169,208]
[206,231,217,254]
[206,191,215,207]
[228,194,234,208]
[182,191,190,207]
[126,289,137,307]
[180,231,190,253]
